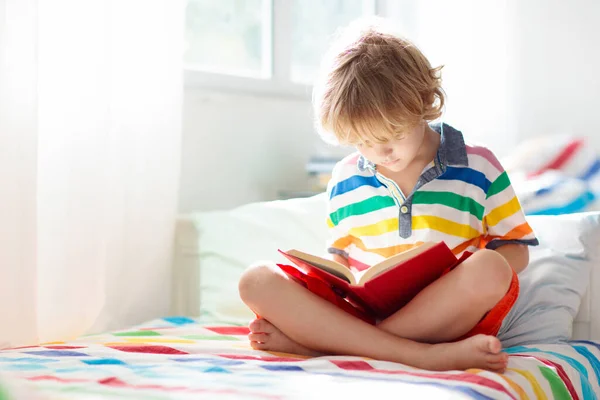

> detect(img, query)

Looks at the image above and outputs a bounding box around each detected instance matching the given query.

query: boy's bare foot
[422,335,508,372]
[248,319,508,372]
[248,318,322,357]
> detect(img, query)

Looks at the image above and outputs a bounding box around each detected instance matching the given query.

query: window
[291,0,373,84]
[184,0,272,78]
[185,0,378,95]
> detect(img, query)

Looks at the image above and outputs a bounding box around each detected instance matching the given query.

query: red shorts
[457,267,519,339]
[278,263,519,339]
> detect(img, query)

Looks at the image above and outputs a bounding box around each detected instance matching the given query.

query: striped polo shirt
[326,123,539,271]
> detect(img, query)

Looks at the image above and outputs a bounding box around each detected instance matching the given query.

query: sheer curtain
[0,0,183,347]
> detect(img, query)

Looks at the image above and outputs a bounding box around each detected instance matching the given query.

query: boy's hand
[333,253,350,268]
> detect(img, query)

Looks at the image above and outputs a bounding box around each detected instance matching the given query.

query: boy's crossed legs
[238,249,514,372]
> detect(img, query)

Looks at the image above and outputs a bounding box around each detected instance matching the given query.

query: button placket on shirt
[398,199,413,238]
[397,161,446,239]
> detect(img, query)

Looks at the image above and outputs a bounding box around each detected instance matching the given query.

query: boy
[238,19,537,372]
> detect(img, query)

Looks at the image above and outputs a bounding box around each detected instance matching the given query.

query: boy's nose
[376,146,393,157]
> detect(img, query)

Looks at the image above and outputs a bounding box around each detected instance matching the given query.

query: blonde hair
[313,18,445,145]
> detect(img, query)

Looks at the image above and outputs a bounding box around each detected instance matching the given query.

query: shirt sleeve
[483,154,539,250]
[325,162,353,259]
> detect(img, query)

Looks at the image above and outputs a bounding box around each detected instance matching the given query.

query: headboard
[172,216,600,341]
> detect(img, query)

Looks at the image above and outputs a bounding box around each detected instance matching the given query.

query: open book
[284,242,439,285]
[278,242,470,320]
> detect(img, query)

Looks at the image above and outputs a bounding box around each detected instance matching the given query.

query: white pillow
[191,194,328,323]
[191,195,599,346]
[498,212,600,346]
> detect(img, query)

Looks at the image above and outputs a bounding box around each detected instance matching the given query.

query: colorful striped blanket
[506,136,600,215]
[0,317,598,399]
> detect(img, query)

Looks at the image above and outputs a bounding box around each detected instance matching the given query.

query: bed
[0,197,599,399]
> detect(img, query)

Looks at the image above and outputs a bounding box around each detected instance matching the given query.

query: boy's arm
[481,148,538,268]
[494,244,529,274]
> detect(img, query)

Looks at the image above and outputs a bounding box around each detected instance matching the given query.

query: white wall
[510,0,600,149]
[403,0,517,156]
[180,89,326,212]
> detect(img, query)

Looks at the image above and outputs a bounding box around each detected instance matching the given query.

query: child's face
[355,123,426,173]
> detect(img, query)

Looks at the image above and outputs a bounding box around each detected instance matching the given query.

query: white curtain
[0,0,183,347]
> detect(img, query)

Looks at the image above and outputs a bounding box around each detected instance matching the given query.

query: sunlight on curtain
[0,0,183,346]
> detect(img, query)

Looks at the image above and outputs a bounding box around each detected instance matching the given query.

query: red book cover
[278,242,470,320]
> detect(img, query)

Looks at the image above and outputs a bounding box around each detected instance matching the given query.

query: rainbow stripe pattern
[327,123,538,270]
[508,136,600,216]
[0,317,598,399]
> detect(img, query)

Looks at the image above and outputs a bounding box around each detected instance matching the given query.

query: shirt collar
[357,154,375,172]
[357,122,469,172]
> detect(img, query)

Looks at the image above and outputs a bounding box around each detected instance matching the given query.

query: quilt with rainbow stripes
[0,317,598,399]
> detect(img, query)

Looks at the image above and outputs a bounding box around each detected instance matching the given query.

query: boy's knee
[462,249,513,302]
[238,262,281,304]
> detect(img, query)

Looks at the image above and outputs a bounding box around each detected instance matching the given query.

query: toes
[489,359,508,371]
[486,354,509,373]
[250,341,268,350]
[248,333,268,343]
[485,353,508,365]
[487,337,502,354]
[260,320,276,334]
[473,334,502,354]
[249,318,275,333]
[485,352,508,364]
[249,318,263,332]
